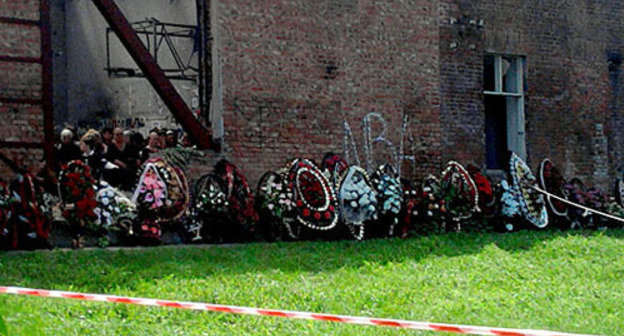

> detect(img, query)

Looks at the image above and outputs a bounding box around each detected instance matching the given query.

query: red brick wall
[0,0,40,20]
[0,0,45,180]
[1,0,623,190]
[214,0,442,183]
[439,0,624,188]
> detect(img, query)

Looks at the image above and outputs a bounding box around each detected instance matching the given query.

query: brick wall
[214,0,442,183]
[0,0,45,180]
[1,0,623,191]
[211,0,624,188]
[439,0,624,189]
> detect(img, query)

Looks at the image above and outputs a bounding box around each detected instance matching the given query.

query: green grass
[0,229,623,335]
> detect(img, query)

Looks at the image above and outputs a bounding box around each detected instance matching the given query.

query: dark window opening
[485,95,508,170]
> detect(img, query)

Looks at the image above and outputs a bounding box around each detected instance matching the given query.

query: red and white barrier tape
[528,185,624,224]
[0,286,600,336]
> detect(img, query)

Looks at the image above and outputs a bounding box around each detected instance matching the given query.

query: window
[483,54,526,170]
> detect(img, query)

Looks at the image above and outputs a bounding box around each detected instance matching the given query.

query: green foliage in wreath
[442,184,474,220]
[153,147,205,170]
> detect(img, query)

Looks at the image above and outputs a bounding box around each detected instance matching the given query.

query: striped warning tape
[528,185,624,224]
[0,286,601,336]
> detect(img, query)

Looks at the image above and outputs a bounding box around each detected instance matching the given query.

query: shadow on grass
[1,228,623,294]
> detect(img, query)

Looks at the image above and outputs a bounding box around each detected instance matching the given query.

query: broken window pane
[503,56,519,93]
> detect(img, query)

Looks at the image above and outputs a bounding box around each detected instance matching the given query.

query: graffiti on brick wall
[343,112,415,177]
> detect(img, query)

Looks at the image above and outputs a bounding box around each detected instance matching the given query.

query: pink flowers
[141,171,166,210]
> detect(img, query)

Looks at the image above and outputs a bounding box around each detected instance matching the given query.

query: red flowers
[59,161,98,228]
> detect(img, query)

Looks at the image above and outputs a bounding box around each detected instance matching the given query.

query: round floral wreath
[195,174,229,215]
[286,158,338,231]
[133,158,190,223]
[5,173,52,248]
[0,182,10,241]
[337,166,378,240]
[215,160,259,234]
[510,153,549,228]
[439,161,480,221]
[184,173,229,241]
[370,163,402,236]
[133,163,167,213]
[614,179,624,208]
[500,179,522,231]
[538,159,568,217]
[467,165,496,218]
[420,175,445,219]
[586,187,608,208]
[370,163,402,216]
[133,158,190,240]
[606,198,624,222]
[585,187,609,227]
[563,179,587,227]
[59,160,99,231]
[402,179,420,220]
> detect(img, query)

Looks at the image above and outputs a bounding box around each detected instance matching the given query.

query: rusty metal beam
[0,55,41,64]
[0,17,40,26]
[0,97,42,105]
[0,141,45,149]
[41,0,55,167]
[0,151,21,174]
[90,0,219,151]
[196,0,212,125]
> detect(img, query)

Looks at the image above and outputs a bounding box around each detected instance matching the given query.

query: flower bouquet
[321,153,349,189]
[439,161,480,230]
[337,166,378,240]
[215,160,259,240]
[59,161,99,233]
[370,163,402,236]
[95,181,136,236]
[256,171,296,240]
[6,173,53,249]
[563,178,587,229]
[189,173,229,242]
[132,157,190,242]
[585,187,609,229]
[467,165,496,219]
[0,182,12,249]
[404,175,446,235]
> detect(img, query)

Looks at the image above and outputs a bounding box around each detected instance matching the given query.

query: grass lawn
[0,229,623,335]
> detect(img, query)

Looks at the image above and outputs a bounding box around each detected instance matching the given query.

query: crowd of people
[54,126,191,191]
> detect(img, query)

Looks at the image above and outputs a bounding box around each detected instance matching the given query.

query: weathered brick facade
[214,0,442,183]
[1,0,623,189]
[438,0,624,188]
[0,0,47,179]
[214,0,624,188]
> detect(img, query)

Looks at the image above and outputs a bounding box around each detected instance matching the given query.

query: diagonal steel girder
[91,0,220,151]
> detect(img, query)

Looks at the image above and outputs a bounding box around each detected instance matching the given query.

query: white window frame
[484,54,526,161]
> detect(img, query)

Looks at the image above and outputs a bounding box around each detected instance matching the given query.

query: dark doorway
[484,95,507,170]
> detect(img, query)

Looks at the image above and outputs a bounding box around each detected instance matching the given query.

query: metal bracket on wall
[91,0,220,151]
[105,18,199,81]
